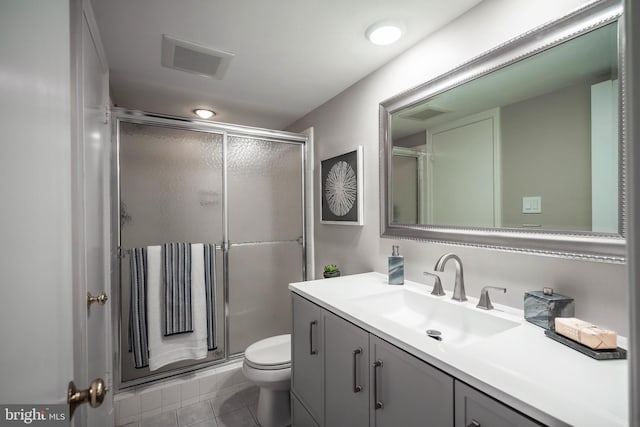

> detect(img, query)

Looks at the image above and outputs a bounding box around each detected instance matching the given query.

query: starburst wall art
[320,146,364,225]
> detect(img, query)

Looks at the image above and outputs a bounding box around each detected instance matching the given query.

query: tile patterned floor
[121,385,261,427]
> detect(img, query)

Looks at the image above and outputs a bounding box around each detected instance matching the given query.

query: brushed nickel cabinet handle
[309,320,318,355]
[352,348,363,393]
[373,360,383,409]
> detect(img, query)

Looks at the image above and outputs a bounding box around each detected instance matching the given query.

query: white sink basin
[352,288,520,347]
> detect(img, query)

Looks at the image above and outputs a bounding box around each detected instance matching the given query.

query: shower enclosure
[112,110,307,387]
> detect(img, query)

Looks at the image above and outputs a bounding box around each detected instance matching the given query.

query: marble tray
[544,329,627,360]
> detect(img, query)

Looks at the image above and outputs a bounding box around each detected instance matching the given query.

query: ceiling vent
[161,35,234,80]
[402,107,448,121]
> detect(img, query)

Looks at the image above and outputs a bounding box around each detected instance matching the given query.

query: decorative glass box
[524,288,575,330]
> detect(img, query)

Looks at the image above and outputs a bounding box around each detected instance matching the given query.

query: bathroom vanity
[289,273,628,427]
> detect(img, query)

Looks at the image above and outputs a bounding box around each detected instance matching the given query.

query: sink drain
[426,329,442,341]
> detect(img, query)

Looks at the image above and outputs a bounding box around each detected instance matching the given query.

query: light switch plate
[522,196,542,213]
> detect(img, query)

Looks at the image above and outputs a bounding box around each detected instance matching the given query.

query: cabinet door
[292,294,323,424]
[370,335,454,427]
[455,381,542,427]
[324,310,370,427]
[292,393,320,427]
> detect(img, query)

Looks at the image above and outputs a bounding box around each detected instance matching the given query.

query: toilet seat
[245,334,290,370]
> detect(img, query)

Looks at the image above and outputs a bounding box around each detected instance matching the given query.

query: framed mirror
[380,0,625,262]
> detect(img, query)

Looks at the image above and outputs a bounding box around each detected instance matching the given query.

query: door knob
[68,378,106,417]
[87,291,108,306]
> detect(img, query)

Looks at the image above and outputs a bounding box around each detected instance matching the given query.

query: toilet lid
[245,334,291,369]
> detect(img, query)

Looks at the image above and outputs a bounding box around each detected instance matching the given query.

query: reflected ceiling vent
[161,35,234,80]
[402,106,448,121]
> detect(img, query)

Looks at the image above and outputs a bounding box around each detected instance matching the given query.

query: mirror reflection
[391,22,619,233]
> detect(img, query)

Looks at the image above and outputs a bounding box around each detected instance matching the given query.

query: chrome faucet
[434,253,466,302]
[477,286,507,310]
[423,271,445,296]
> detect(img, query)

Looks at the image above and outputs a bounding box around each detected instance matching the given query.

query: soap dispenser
[388,245,404,285]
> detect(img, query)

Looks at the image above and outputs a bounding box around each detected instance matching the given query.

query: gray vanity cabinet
[292,292,554,427]
[370,335,454,427]
[323,310,370,427]
[292,294,324,424]
[454,381,543,427]
[292,394,320,427]
[294,295,455,427]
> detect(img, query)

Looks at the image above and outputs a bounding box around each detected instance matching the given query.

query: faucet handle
[423,272,445,296]
[476,286,507,310]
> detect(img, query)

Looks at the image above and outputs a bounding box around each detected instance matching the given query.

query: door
[0,1,112,425]
[117,124,225,383]
[291,294,324,424]
[427,110,500,227]
[591,79,619,233]
[0,0,76,412]
[391,148,423,224]
[74,3,113,426]
[324,310,369,427]
[227,136,305,355]
[370,336,453,427]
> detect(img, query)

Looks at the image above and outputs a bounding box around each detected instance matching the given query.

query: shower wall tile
[117,393,140,425]
[161,383,181,412]
[230,368,248,388]
[140,389,162,412]
[199,376,218,401]
[140,408,162,421]
[181,381,200,407]
[115,361,243,426]
[119,415,140,426]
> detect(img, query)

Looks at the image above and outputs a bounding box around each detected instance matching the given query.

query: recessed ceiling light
[366,21,404,46]
[193,108,216,119]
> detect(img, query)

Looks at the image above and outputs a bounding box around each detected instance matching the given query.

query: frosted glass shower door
[227,136,304,354]
[119,123,225,382]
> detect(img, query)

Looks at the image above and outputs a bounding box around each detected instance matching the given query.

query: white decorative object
[321,146,363,225]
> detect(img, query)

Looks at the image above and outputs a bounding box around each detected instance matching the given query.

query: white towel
[147,244,208,371]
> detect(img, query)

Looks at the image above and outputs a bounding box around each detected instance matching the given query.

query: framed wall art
[320,146,364,225]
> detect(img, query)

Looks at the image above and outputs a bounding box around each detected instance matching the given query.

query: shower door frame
[110,108,308,390]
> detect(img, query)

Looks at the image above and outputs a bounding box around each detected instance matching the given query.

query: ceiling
[90,0,482,130]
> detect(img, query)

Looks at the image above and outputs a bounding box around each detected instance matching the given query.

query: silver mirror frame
[380,0,626,263]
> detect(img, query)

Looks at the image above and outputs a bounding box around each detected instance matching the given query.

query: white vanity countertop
[289,272,629,427]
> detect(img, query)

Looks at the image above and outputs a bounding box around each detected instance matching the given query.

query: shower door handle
[309,320,318,355]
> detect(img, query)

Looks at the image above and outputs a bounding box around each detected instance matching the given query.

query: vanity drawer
[455,381,543,427]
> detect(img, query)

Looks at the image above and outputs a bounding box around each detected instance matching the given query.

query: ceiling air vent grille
[161,35,234,80]
[402,107,448,121]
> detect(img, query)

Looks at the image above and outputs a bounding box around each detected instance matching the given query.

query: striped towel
[148,244,207,370]
[204,244,217,351]
[129,248,149,368]
[162,243,193,336]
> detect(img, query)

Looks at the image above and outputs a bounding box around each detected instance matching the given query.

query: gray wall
[288,0,629,335]
[395,131,426,148]
[501,82,592,230]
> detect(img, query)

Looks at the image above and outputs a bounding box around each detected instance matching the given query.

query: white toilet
[242,334,291,427]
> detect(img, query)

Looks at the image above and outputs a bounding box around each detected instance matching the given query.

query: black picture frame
[320,146,363,225]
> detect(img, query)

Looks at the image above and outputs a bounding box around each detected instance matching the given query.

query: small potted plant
[323,264,341,279]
